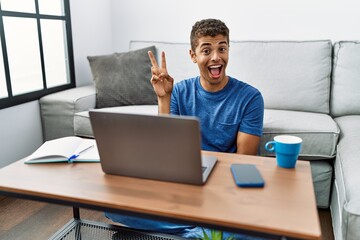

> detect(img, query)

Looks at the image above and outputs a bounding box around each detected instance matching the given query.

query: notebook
[89,111,217,185]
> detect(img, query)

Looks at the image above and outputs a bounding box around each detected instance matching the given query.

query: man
[107,19,264,239]
[149,18,263,155]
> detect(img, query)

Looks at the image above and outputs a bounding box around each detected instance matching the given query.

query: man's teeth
[209,65,221,68]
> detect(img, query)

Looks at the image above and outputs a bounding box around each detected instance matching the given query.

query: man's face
[190,34,229,91]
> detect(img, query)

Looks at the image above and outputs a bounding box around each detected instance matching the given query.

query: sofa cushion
[260,109,339,159]
[88,46,157,108]
[331,41,360,117]
[335,115,360,140]
[332,116,360,240]
[310,161,333,208]
[77,107,340,159]
[74,105,158,138]
[130,40,332,114]
[40,85,97,140]
[228,41,332,113]
[130,41,198,84]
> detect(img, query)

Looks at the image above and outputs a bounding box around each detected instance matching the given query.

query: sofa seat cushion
[334,116,360,202]
[74,105,158,138]
[335,115,360,140]
[76,107,340,159]
[310,160,333,208]
[332,115,360,240]
[259,109,340,159]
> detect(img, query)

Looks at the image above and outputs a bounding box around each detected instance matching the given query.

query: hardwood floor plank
[0,197,47,231]
[318,208,334,240]
[0,198,111,239]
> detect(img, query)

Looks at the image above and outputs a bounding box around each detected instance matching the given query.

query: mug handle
[265,141,276,152]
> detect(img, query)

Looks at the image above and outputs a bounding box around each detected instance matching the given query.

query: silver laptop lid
[89,111,216,185]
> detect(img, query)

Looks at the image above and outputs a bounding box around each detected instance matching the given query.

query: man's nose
[211,52,220,62]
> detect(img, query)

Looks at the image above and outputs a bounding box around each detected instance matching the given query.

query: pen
[68,154,78,163]
[77,145,94,155]
[67,145,94,163]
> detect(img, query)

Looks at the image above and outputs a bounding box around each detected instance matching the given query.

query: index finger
[148,51,159,68]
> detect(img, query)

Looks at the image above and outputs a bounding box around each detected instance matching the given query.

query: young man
[149,18,264,155]
[106,19,264,239]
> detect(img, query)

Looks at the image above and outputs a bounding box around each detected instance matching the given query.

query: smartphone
[230,164,265,188]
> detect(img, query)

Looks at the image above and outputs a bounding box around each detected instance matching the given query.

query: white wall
[70,0,113,86]
[110,0,360,53]
[73,0,360,85]
[0,101,43,168]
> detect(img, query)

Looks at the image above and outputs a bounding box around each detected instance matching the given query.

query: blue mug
[265,135,302,168]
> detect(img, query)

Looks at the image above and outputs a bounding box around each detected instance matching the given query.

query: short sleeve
[170,85,180,115]
[239,92,264,137]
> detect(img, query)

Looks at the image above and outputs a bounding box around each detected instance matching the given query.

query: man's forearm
[157,96,171,114]
[236,132,261,155]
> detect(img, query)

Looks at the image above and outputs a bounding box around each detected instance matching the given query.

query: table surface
[0,151,321,239]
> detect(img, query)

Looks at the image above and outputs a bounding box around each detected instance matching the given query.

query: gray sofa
[39,40,360,240]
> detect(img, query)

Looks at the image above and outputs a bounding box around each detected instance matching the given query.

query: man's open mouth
[208,65,222,77]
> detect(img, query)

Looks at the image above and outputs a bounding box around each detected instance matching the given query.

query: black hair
[190,18,229,51]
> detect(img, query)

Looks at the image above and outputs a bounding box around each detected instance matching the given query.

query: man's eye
[220,47,227,52]
[202,49,210,55]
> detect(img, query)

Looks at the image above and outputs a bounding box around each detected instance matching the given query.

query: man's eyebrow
[199,43,211,48]
[199,41,228,48]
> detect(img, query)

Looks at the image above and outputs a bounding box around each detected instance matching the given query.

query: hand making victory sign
[148,51,174,98]
[148,51,174,114]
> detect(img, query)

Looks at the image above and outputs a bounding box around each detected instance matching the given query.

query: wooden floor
[0,197,334,240]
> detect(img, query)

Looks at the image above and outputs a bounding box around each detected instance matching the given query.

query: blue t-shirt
[105,76,265,238]
[171,76,264,153]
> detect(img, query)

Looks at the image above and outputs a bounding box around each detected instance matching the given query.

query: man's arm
[157,95,171,114]
[236,91,264,155]
[236,132,261,155]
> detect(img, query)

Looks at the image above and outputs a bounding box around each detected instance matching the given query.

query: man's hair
[190,18,230,51]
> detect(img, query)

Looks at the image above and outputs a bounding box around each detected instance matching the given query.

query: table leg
[73,206,80,219]
[72,207,82,240]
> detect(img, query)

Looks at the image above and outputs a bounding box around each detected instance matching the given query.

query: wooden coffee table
[0,151,321,239]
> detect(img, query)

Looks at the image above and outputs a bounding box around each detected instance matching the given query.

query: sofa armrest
[40,85,96,140]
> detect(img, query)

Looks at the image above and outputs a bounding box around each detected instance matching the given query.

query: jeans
[105,212,268,239]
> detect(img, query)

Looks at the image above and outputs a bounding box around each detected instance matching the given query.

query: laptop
[89,111,217,185]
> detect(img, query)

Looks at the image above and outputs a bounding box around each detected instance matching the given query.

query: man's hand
[148,51,174,98]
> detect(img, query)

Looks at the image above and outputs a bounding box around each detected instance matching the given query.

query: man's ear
[189,49,197,63]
